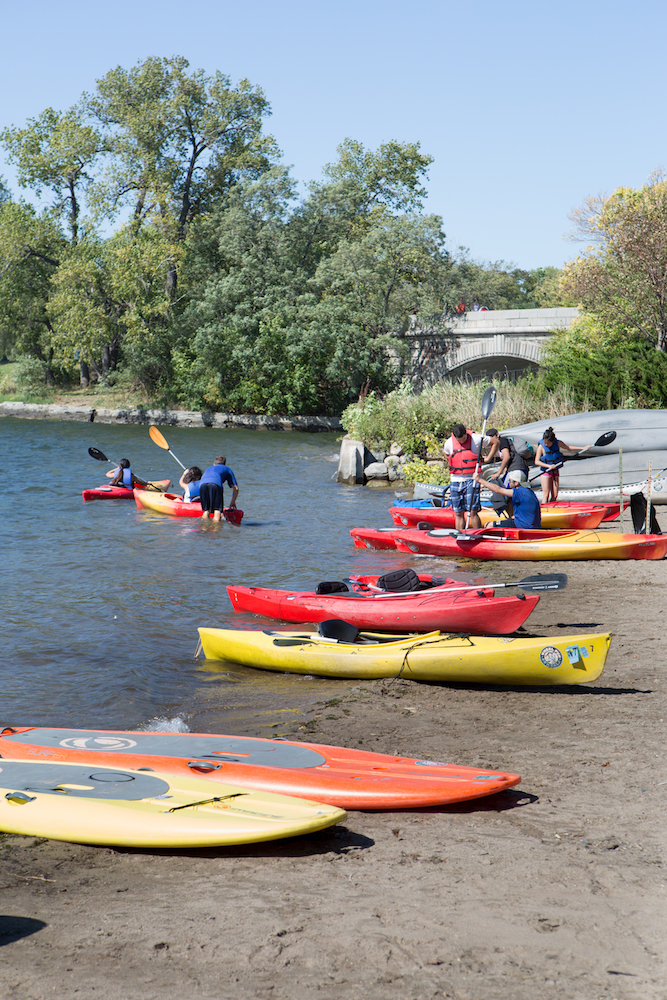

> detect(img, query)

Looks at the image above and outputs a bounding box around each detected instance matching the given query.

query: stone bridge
[402,307,578,385]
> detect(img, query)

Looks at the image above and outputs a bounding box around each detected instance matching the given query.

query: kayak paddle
[529,431,617,481]
[87,446,159,490]
[361,572,568,599]
[88,446,119,467]
[465,385,497,529]
[148,426,187,471]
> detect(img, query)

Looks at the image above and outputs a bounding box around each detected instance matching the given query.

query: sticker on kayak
[539,646,564,669]
[415,760,449,767]
[60,737,138,750]
[566,645,590,665]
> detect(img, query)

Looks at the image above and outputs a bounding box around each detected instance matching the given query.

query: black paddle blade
[481,385,497,419]
[518,573,568,592]
[88,447,109,462]
[594,431,616,447]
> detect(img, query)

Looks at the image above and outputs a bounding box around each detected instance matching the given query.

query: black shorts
[199,483,224,512]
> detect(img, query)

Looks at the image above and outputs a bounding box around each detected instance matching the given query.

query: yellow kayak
[197,627,611,685]
[0,760,345,848]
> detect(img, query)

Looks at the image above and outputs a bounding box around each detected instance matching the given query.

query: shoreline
[0,401,343,432]
[1,543,665,999]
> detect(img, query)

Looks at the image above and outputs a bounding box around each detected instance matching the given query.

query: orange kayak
[388,526,667,561]
[389,502,608,530]
[134,489,243,525]
[0,725,520,811]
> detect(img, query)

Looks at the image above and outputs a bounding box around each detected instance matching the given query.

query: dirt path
[1,551,665,999]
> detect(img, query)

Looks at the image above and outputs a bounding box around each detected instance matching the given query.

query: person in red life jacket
[109,458,147,489]
[473,468,542,528]
[198,456,239,522]
[456,300,466,314]
[443,423,493,530]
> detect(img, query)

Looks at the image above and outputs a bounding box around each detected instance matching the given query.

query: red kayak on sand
[227,573,539,634]
[82,480,171,501]
[134,489,244,525]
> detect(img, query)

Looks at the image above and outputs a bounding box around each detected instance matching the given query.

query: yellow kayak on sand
[0,760,345,848]
[197,627,611,685]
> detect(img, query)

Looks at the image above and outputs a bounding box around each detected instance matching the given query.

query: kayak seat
[318,619,360,643]
[376,568,421,593]
[316,581,350,595]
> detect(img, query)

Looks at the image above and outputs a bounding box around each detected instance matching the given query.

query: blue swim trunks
[450,479,481,513]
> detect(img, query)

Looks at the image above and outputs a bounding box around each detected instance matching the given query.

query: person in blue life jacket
[110,458,147,489]
[198,456,239,522]
[473,469,542,529]
[534,426,590,502]
[179,466,203,502]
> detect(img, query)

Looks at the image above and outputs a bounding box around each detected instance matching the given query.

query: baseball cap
[507,469,527,483]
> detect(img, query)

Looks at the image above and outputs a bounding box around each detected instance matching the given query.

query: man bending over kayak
[199,456,239,522]
[473,469,541,529]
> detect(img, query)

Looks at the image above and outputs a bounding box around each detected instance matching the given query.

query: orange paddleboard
[0,726,520,811]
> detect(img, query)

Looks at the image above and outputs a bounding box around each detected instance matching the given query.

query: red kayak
[352,526,410,550]
[134,489,244,525]
[82,480,171,501]
[389,501,609,530]
[227,574,539,634]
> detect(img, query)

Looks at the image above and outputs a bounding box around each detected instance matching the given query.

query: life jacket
[447,431,479,475]
[540,438,563,465]
[185,481,201,502]
[113,467,133,489]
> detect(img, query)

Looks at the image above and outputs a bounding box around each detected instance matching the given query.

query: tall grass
[341,377,585,454]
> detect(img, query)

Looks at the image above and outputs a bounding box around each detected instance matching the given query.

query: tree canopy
[563,172,667,350]
[0,55,564,412]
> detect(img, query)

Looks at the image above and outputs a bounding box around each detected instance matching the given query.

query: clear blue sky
[0,0,664,269]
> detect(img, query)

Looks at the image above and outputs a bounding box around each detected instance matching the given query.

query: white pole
[619,447,624,534]
[646,461,653,535]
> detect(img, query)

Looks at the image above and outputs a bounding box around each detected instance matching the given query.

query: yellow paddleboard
[0,760,345,847]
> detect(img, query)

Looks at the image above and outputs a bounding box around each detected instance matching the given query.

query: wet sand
[2,530,666,999]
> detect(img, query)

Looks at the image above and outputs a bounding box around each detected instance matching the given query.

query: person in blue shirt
[473,469,542,529]
[198,456,239,522]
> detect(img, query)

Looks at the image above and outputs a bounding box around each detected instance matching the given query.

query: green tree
[0,200,65,381]
[48,227,181,393]
[87,56,279,296]
[563,172,667,349]
[1,107,101,244]
[539,316,667,408]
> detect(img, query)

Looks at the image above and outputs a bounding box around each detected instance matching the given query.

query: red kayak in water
[227,572,539,634]
[82,480,171,501]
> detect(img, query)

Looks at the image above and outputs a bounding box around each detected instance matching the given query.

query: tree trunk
[80,359,90,388]
[45,347,54,388]
[102,345,110,375]
[109,335,120,370]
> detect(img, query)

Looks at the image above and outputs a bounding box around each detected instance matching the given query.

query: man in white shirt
[443,423,493,530]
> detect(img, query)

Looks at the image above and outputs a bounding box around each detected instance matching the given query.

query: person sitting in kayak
[444,423,493,530]
[473,469,542,529]
[199,456,239,522]
[110,459,147,489]
[535,427,590,502]
[179,466,203,502]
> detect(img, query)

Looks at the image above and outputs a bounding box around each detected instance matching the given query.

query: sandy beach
[2,544,666,1000]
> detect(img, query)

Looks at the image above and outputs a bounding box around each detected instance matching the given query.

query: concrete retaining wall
[0,401,342,432]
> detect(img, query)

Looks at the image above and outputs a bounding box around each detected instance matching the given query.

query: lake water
[1,417,450,737]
